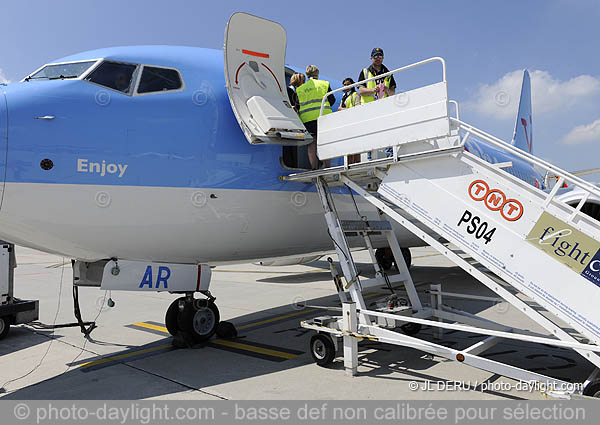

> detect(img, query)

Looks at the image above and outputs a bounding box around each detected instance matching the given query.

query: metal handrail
[449,100,460,121]
[319,56,447,115]
[453,118,600,199]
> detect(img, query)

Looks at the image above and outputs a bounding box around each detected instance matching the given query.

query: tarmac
[0,245,595,400]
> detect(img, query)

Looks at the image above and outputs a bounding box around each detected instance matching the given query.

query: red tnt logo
[468,180,524,221]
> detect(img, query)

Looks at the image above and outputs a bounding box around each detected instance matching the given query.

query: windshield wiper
[48,75,78,80]
[24,75,47,81]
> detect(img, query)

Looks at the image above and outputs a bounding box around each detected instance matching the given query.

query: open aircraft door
[224,12,312,146]
[0,90,6,208]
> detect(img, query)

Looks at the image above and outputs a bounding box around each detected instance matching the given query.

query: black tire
[179,299,220,343]
[216,321,238,339]
[376,248,412,271]
[401,322,422,336]
[375,248,394,271]
[400,248,412,270]
[310,333,336,366]
[165,297,185,336]
[583,380,600,398]
[0,316,10,340]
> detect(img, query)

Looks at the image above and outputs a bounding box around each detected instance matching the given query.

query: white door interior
[224,12,311,145]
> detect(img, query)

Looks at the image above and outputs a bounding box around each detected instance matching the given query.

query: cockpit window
[26,61,96,81]
[136,66,182,94]
[85,61,137,94]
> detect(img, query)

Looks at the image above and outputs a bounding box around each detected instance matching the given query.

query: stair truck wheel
[400,322,422,336]
[0,316,10,340]
[310,333,336,366]
[583,379,600,398]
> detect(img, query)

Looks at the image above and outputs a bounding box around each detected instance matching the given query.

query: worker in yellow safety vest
[357,47,396,103]
[338,77,361,110]
[358,48,397,159]
[338,77,361,165]
[296,65,336,169]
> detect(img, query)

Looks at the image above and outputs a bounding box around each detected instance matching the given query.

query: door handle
[34,115,55,120]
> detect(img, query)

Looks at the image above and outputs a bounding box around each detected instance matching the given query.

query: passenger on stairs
[288,73,305,113]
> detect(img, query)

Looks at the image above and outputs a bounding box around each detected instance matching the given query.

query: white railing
[319,56,447,116]
[453,118,600,205]
[449,100,460,120]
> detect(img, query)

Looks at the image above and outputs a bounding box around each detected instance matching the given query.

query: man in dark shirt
[358,48,397,159]
[357,48,396,103]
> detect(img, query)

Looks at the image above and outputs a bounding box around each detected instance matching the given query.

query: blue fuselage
[0,45,543,262]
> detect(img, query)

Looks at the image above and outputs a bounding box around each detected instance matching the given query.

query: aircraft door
[224,12,311,146]
[0,90,6,206]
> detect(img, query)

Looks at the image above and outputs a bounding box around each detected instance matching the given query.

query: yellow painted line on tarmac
[46,262,71,268]
[132,291,381,335]
[236,293,380,330]
[133,322,168,333]
[79,344,173,368]
[236,309,318,330]
[412,253,442,259]
[210,340,298,359]
[212,269,324,274]
[130,322,296,360]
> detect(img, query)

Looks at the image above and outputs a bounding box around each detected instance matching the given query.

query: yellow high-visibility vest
[361,67,391,104]
[343,91,360,108]
[296,79,332,123]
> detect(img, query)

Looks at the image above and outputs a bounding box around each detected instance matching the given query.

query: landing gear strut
[165,293,220,344]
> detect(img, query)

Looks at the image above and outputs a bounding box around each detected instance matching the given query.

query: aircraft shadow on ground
[2,270,594,400]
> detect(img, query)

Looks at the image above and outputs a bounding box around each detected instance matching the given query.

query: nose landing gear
[165,293,220,344]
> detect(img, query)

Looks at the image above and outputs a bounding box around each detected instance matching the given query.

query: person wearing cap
[357,48,396,103]
[359,48,397,159]
[296,65,336,169]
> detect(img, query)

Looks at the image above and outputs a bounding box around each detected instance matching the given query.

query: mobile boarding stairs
[283,57,600,398]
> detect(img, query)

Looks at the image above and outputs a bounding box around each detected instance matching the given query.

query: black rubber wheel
[376,248,412,271]
[165,297,185,336]
[400,248,412,270]
[310,333,336,366]
[0,316,10,340]
[583,379,600,398]
[216,321,237,339]
[375,248,394,271]
[401,322,422,336]
[179,299,220,343]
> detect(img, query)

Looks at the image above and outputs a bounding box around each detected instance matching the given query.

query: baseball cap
[371,47,384,57]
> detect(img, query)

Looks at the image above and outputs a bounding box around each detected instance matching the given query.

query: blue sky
[1,0,599,176]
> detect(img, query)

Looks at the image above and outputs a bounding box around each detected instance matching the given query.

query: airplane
[0,12,596,343]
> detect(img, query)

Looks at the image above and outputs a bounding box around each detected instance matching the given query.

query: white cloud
[465,70,600,120]
[562,119,600,145]
[0,70,7,83]
[0,68,9,84]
